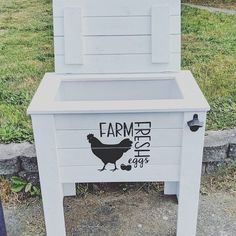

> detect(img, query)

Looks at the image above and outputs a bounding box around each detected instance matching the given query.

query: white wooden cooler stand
[28,0,210,235]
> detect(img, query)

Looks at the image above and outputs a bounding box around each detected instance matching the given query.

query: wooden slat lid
[53,0,181,74]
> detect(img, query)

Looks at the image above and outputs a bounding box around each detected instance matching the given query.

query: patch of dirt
[3,190,236,236]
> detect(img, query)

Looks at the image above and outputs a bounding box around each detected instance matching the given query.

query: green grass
[0,0,54,142]
[183,0,236,10]
[0,1,235,142]
[182,6,236,130]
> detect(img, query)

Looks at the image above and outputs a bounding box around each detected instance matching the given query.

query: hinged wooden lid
[53,0,181,74]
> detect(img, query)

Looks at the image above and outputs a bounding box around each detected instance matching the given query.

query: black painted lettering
[115,123,123,137]
[134,149,150,158]
[135,142,150,149]
[124,122,133,137]
[135,128,151,136]
[99,122,107,137]
[107,123,115,137]
[134,121,151,128]
[134,136,151,142]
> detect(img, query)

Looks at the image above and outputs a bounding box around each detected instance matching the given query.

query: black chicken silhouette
[87,134,132,171]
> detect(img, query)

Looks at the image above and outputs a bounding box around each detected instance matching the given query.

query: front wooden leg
[32,115,66,236]
[176,112,206,236]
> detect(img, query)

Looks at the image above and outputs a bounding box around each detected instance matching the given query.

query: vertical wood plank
[177,112,207,236]
[152,5,170,63]
[32,115,66,236]
[64,8,83,64]
[63,183,76,197]
[164,182,179,194]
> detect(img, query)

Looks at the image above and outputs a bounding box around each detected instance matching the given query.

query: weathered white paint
[64,8,83,64]
[152,5,170,63]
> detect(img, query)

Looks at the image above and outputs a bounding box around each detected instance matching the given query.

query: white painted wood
[53,0,180,17]
[31,115,66,236]
[55,53,181,73]
[177,112,207,236]
[60,165,179,183]
[164,181,179,195]
[27,72,210,115]
[54,34,180,55]
[55,113,183,130]
[56,129,183,149]
[152,5,170,63]
[58,79,183,101]
[63,183,76,197]
[52,0,181,73]
[54,16,180,36]
[58,147,181,167]
[64,8,83,64]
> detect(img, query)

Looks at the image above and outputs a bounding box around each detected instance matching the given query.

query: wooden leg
[164,182,179,201]
[32,115,66,236]
[63,183,76,197]
[176,112,206,236]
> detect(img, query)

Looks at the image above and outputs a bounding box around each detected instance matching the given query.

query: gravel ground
[3,191,236,236]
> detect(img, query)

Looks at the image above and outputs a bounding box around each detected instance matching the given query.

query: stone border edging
[0,128,236,183]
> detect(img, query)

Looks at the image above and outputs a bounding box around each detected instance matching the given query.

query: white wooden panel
[54,35,180,55]
[63,183,76,196]
[64,8,83,64]
[55,113,183,130]
[31,115,66,235]
[60,165,180,183]
[164,181,179,195]
[152,5,170,63]
[55,53,181,73]
[53,0,180,17]
[58,147,181,166]
[53,16,180,36]
[177,112,206,236]
[56,129,183,149]
[59,80,182,101]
